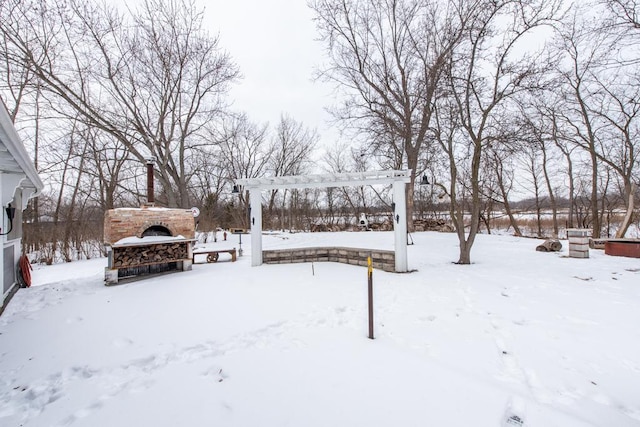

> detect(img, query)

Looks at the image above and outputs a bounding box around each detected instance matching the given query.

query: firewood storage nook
[103,207,196,285]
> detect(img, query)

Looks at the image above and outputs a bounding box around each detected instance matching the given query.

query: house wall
[1,172,5,301]
[0,99,43,311]
[2,186,26,307]
[3,243,16,294]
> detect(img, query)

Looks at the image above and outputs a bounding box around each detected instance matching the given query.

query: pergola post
[393,180,408,272]
[249,188,262,266]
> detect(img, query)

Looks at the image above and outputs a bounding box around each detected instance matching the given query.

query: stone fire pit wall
[605,239,640,258]
[262,247,395,272]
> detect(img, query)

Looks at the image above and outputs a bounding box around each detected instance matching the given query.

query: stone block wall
[567,228,590,259]
[104,207,196,244]
[263,247,396,272]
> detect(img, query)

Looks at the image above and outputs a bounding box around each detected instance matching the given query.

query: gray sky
[205,1,337,147]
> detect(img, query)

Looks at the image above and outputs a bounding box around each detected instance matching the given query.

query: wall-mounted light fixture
[0,203,16,236]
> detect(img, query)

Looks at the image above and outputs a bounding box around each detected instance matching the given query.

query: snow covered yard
[1,231,639,427]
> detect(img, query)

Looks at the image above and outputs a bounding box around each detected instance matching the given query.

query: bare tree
[33,117,91,263]
[321,142,357,226]
[438,0,561,264]
[0,45,34,122]
[520,143,547,237]
[486,143,522,236]
[266,114,317,228]
[590,73,640,237]
[553,11,611,237]
[188,149,227,231]
[1,0,239,207]
[542,105,581,230]
[217,113,271,229]
[516,99,565,237]
[309,0,467,229]
[553,3,640,237]
[606,0,640,28]
[78,129,135,210]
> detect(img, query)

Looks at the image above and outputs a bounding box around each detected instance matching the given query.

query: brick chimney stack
[146,157,155,206]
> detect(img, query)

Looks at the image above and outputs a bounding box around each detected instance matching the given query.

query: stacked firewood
[535,239,562,252]
[412,218,454,232]
[113,243,189,268]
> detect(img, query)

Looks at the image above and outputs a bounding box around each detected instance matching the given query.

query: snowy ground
[1,231,639,427]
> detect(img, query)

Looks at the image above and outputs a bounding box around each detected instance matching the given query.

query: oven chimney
[146,157,155,206]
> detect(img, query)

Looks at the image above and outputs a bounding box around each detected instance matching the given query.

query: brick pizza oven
[103,207,196,284]
[103,159,196,285]
[104,208,195,245]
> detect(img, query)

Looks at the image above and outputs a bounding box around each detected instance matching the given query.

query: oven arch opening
[141,225,172,237]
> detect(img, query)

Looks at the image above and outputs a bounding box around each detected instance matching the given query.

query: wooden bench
[193,248,237,263]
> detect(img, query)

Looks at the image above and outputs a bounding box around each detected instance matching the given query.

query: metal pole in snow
[368,255,374,339]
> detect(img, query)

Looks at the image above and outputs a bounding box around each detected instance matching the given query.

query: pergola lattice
[235,170,412,272]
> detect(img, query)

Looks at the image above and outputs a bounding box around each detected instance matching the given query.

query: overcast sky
[204,1,338,149]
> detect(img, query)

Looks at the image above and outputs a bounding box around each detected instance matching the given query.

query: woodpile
[310,223,340,232]
[589,238,607,249]
[536,239,562,252]
[310,218,453,232]
[368,219,392,231]
[413,218,454,232]
[113,242,189,268]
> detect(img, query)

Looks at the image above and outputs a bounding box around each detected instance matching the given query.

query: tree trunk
[406,179,414,232]
[456,140,482,265]
[458,240,472,264]
[568,158,575,229]
[590,150,600,238]
[494,155,522,236]
[541,144,559,238]
[616,183,635,238]
[62,137,89,262]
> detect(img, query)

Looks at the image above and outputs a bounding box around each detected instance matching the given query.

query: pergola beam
[236,170,412,191]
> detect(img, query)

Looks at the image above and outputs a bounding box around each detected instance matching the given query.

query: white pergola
[235,170,412,273]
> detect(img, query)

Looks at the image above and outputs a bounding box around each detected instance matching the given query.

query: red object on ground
[19,255,32,287]
[605,240,640,258]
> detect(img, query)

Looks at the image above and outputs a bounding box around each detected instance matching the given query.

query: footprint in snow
[112,337,134,348]
[202,366,227,382]
[502,396,526,426]
[60,400,104,426]
[65,316,83,324]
